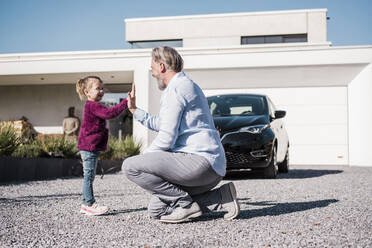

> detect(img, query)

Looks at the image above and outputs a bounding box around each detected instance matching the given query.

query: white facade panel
[288,125,348,145]
[283,105,347,125]
[186,65,364,89]
[291,145,348,165]
[126,9,327,47]
[348,64,372,166]
[184,37,240,48]
[203,86,348,165]
[307,12,327,43]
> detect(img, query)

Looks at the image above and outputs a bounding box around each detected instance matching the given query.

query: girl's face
[84,79,104,102]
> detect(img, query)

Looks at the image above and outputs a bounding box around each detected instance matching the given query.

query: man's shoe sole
[224,182,240,220]
[159,211,202,224]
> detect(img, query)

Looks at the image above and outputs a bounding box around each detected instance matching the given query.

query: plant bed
[1,126,138,182]
[0,157,123,182]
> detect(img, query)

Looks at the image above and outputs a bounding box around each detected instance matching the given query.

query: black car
[207,94,289,178]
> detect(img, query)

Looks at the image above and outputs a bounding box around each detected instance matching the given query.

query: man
[123,46,240,223]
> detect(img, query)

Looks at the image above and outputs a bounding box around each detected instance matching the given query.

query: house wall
[0,84,82,133]
[348,63,372,166]
[143,46,372,166]
[0,50,152,145]
[126,9,328,47]
[1,45,372,166]
[203,87,348,165]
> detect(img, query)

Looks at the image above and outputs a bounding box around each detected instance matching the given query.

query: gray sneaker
[159,202,202,223]
[220,182,240,220]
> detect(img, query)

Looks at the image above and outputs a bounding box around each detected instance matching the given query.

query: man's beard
[157,79,166,91]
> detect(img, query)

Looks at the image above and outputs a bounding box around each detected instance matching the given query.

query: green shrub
[11,139,44,158]
[100,135,141,160]
[121,135,142,158]
[40,135,79,159]
[3,130,139,160]
[0,125,21,156]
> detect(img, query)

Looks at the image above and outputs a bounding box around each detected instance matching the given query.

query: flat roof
[2,43,372,63]
[125,8,328,23]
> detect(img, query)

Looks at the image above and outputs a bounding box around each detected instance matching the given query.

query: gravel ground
[1,164,371,248]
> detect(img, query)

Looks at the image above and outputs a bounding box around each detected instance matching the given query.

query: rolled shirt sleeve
[135,87,185,153]
[134,108,160,132]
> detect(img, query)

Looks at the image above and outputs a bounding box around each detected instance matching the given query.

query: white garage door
[203,87,348,165]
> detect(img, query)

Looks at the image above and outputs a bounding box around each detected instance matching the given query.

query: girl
[76,76,128,216]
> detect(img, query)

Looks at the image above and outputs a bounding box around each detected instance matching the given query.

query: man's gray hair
[152,46,183,72]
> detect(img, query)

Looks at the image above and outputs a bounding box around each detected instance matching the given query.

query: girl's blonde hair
[76,76,103,101]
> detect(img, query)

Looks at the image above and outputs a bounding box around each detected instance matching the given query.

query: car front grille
[225,151,252,164]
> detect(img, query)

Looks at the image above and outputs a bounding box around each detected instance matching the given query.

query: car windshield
[207,95,267,116]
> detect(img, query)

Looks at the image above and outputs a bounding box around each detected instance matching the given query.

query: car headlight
[239,124,269,134]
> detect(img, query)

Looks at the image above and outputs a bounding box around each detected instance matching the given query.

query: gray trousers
[123,151,225,218]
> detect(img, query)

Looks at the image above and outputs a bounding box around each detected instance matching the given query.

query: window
[241,34,307,45]
[265,36,282,43]
[101,93,127,106]
[207,95,267,116]
[283,34,307,43]
[100,93,132,140]
[130,40,183,49]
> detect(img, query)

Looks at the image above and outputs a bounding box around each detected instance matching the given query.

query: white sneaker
[80,203,109,216]
[220,182,240,220]
[159,202,202,223]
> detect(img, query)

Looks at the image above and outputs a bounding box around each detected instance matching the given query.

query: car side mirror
[274,110,286,119]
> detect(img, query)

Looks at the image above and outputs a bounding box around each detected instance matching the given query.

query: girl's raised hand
[128,83,136,114]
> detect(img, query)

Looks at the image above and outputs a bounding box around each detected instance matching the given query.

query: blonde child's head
[76,76,103,101]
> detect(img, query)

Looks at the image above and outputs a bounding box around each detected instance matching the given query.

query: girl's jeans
[80,150,99,206]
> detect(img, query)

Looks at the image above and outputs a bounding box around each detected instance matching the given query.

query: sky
[0,0,371,54]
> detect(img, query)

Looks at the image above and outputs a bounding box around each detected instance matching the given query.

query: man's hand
[128,83,136,114]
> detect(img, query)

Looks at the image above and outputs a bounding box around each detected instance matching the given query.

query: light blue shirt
[134,72,226,176]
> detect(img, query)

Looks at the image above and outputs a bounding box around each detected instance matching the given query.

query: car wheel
[278,148,289,173]
[263,146,277,179]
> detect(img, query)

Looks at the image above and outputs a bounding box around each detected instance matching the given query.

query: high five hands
[128,83,136,114]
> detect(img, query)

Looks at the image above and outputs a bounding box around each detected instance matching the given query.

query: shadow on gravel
[0,176,82,186]
[0,193,129,203]
[277,169,343,179]
[190,199,339,223]
[104,207,147,216]
[0,193,81,203]
[236,198,339,219]
[224,169,343,180]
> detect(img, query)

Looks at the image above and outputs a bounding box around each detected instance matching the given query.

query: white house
[0,9,371,166]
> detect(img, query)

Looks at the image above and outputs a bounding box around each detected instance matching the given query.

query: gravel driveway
[1,164,371,247]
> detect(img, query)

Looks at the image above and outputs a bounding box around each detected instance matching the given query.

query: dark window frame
[241,34,307,45]
[129,39,183,49]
